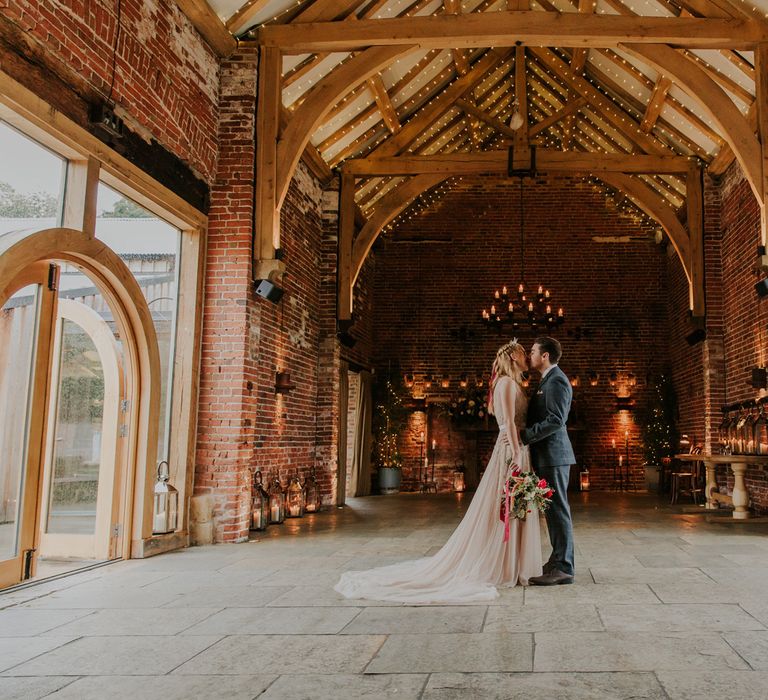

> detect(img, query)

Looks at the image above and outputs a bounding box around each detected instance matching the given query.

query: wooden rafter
[259,13,767,52]
[368,51,507,158]
[641,76,673,133]
[530,48,670,156]
[226,0,272,35]
[368,74,401,134]
[513,46,529,151]
[562,0,593,149]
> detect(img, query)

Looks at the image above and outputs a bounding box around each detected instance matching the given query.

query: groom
[520,337,576,585]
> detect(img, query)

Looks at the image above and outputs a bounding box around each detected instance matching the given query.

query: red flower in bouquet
[499,456,554,533]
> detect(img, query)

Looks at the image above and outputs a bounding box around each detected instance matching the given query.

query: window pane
[95,184,180,462]
[0,120,65,237]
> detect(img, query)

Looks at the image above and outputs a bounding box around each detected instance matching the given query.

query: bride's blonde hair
[488,338,527,415]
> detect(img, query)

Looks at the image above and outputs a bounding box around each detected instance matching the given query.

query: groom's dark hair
[534,336,562,364]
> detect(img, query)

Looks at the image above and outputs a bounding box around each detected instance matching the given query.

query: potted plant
[640,373,679,493]
[373,372,408,494]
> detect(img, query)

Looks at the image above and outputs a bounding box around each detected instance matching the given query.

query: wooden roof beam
[562,0,593,149]
[176,0,236,57]
[641,76,673,133]
[368,75,401,134]
[259,13,768,52]
[342,151,693,176]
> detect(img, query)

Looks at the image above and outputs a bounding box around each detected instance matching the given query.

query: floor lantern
[580,469,590,492]
[286,474,304,517]
[153,460,178,534]
[251,470,269,531]
[268,477,286,524]
[304,466,321,513]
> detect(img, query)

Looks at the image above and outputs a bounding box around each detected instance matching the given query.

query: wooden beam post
[641,76,673,133]
[338,172,356,322]
[756,43,768,265]
[687,162,706,316]
[255,47,284,281]
[62,156,99,237]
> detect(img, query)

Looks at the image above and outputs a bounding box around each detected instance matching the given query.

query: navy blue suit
[522,365,575,576]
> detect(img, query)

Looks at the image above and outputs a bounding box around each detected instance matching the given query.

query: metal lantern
[579,470,590,491]
[251,470,269,531]
[153,460,178,534]
[268,477,285,524]
[303,466,321,513]
[453,465,466,493]
[286,474,304,518]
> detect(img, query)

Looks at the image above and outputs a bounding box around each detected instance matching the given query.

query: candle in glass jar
[253,510,262,530]
[289,504,300,517]
[271,505,280,522]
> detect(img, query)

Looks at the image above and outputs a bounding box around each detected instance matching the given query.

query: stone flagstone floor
[2,491,768,699]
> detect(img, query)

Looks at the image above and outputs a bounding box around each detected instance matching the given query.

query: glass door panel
[0,285,39,559]
[0,263,56,589]
[46,317,104,535]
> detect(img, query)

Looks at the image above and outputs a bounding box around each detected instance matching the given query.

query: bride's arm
[499,378,521,459]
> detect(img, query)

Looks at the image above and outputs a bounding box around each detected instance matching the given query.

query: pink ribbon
[503,477,511,543]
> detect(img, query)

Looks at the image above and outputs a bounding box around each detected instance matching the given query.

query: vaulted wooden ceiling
[196,0,766,214]
[181,0,768,319]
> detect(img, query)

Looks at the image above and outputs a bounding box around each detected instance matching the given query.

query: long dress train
[334,376,542,603]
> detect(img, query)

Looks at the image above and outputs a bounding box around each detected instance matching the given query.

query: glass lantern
[745,407,758,454]
[303,466,321,513]
[755,403,768,456]
[251,470,269,531]
[286,474,304,518]
[152,460,178,534]
[735,406,748,454]
[452,465,466,493]
[268,478,285,524]
[579,470,590,491]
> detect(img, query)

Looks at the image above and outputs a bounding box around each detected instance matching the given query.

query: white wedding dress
[334,376,542,603]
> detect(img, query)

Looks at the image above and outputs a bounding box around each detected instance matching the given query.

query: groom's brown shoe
[529,569,574,586]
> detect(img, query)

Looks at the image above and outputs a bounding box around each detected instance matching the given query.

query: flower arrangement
[447,385,489,426]
[499,459,553,539]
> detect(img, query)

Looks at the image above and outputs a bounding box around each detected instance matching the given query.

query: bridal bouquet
[499,459,553,541]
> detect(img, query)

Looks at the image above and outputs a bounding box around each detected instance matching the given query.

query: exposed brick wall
[370,174,678,492]
[714,163,767,512]
[196,49,334,541]
[1,0,219,185]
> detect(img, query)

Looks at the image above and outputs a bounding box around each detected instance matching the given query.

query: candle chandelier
[481,176,565,332]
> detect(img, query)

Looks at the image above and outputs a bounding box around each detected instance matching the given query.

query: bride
[334,339,542,603]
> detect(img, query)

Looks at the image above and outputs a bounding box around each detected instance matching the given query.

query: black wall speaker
[755,279,768,297]
[254,279,284,303]
[685,328,706,346]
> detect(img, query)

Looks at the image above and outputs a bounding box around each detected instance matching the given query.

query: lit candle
[619,455,623,466]
[557,307,564,318]
[538,285,544,295]
[508,302,513,313]
[546,304,552,314]
[491,304,496,315]
[419,430,424,441]
[611,439,616,449]
[502,285,508,296]
[494,289,500,299]
[518,282,524,294]
[545,289,550,299]
[528,302,534,312]
[271,504,280,522]
[432,439,437,450]
[253,510,262,530]
[289,504,300,517]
